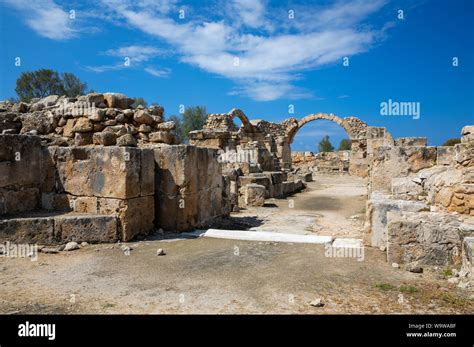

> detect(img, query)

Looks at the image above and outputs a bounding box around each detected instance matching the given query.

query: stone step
[0,211,118,245]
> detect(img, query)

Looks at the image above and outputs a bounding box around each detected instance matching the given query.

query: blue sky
[0,0,473,151]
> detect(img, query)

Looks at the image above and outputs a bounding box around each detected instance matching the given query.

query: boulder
[92,131,116,146]
[133,110,154,125]
[103,93,134,109]
[244,184,266,206]
[149,131,173,144]
[116,134,137,147]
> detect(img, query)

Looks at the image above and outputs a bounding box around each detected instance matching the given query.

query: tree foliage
[338,138,352,151]
[181,106,207,140]
[318,135,334,153]
[442,138,461,146]
[15,69,88,102]
[168,114,184,143]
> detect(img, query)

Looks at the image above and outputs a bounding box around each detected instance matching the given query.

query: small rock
[447,277,459,284]
[452,269,459,277]
[120,245,132,253]
[408,266,423,274]
[40,247,60,254]
[64,241,80,251]
[391,262,399,269]
[156,248,166,256]
[81,242,88,247]
[309,298,325,307]
[379,245,386,252]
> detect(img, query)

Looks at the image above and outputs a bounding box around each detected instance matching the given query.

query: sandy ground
[237,173,367,237]
[0,174,472,314]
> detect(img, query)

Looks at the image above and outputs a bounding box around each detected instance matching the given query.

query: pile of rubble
[0,93,178,147]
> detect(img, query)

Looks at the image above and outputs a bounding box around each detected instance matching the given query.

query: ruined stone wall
[0,135,43,215]
[365,125,474,269]
[152,145,224,231]
[1,93,178,147]
[292,151,350,174]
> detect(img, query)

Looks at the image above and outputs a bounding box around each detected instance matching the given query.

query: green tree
[338,138,352,151]
[182,106,207,140]
[442,138,461,146]
[318,135,334,153]
[61,72,87,97]
[168,114,184,143]
[132,97,148,108]
[15,69,88,102]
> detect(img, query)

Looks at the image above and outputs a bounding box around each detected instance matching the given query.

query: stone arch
[228,108,254,133]
[286,113,367,144]
[283,113,374,176]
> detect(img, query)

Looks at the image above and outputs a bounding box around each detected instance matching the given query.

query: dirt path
[0,174,472,314]
[237,173,367,238]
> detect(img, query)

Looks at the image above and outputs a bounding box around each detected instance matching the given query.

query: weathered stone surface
[387,211,463,265]
[0,216,56,244]
[370,146,437,193]
[149,131,173,144]
[133,110,154,125]
[72,117,93,133]
[74,132,93,146]
[0,188,40,215]
[366,192,429,248]
[156,121,175,131]
[54,214,118,243]
[153,145,222,231]
[103,93,134,109]
[391,177,423,198]
[437,146,455,166]
[244,184,266,206]
[0,135,42,188]
[116,134,137,147]
[92,131,116,146]
[96,196,154,240]
[52,147,149,199]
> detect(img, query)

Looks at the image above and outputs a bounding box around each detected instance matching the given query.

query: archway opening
[291,119,352,174]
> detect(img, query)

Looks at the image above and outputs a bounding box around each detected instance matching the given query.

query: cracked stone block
[387,211,463,265]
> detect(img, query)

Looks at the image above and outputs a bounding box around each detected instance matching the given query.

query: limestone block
[0,188,40,215]
[92,131,116,146]
[244,184,266,206]
[153,145,223,231]
[116,134,137,147]
[103,93,134,109]
[391,177,423,197]
[0,135,42,189]
[387,211,463,265]
[54,214,118,243]
[74,132,93,146]
[133,110,154,125]
[0,216,56,244]
[436,146,455,166]
[366,193,429,248]
[53,147,145,199]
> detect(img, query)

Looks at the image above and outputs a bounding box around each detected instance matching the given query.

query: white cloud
[105,45,163,63]
[96,0,388,101]
[144,67,171,78]
[2,0,76,40]
[6,0,389,101]
[84,63,125,73]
